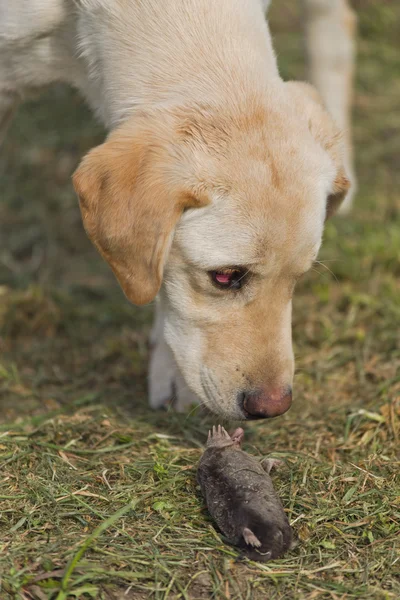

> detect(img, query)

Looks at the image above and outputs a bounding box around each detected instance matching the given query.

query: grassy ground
[0,1,399,599]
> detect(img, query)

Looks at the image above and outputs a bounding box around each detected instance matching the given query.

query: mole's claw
[221,427,231,440]
[243,527,262,548]
[207,424,235,446]
[257,550,272,561]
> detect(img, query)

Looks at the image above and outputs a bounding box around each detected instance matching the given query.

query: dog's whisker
[314,260,339,282]
[200,370,217,405]
[185,400,208,420]
[201,367,224,413]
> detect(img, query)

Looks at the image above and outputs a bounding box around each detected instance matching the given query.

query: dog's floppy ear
[73,114,208,305]
[286,81,351,218]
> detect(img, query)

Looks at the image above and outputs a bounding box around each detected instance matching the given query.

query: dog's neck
[76,0,280,130]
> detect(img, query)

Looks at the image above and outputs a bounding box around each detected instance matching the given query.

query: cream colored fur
[0,0,355,419]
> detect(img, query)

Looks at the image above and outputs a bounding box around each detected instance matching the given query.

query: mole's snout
[240,387,292,419]
[231,427,244,444]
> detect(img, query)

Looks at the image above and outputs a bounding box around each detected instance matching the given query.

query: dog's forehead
[176,204,259,267]
[175,120,334,271]
[176,182,326,273]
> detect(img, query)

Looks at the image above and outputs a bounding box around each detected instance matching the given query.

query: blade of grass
[55,500,138,600]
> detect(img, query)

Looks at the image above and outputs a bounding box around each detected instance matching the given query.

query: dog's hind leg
[302,0,357,213]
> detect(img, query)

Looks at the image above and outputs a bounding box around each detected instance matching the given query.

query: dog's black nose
[239,387,292,419]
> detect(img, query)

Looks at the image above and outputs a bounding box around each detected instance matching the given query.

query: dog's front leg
[149,300,176,409]
[149,332,177,409]
[173,368,201,414]
[149,301,200,412]
[302,0,357,212]
[260,0,271,14]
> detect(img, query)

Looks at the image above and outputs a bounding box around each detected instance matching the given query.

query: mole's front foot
[261,457,284,474]
[206,425,245,447]
[207,424,231,443]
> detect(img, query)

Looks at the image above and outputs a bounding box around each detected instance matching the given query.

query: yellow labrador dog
[0,0,356,420]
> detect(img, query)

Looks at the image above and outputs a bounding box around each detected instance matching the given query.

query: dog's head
[73,82,350,420]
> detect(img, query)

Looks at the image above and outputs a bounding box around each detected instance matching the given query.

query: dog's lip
[241,409,281,420]
[242,407,251,419]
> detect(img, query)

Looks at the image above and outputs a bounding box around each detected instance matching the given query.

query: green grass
[0,1,399,598]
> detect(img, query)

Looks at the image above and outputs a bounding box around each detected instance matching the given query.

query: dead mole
[197,425,294,561]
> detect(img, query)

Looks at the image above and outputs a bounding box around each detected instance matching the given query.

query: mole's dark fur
[197,425,294,561]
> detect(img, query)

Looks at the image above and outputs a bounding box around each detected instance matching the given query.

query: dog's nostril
[240,387,292,419]
[237,391,247,413]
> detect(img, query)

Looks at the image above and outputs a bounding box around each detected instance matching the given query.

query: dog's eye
[210,268,248,290]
